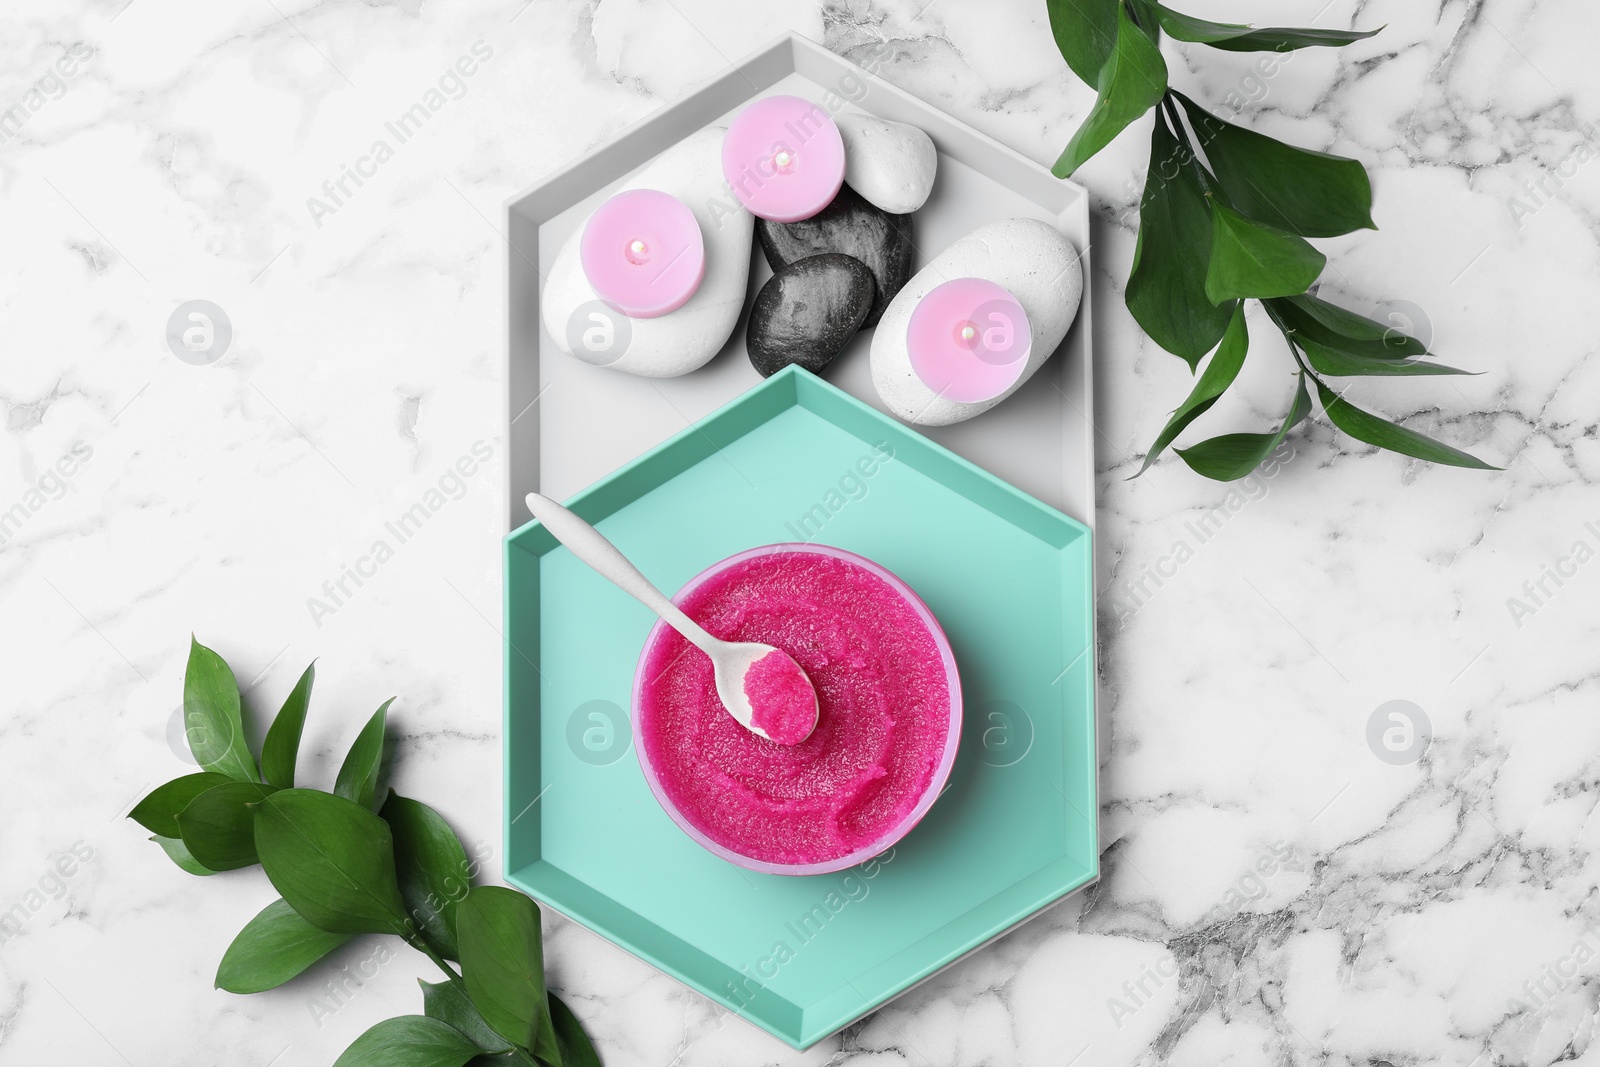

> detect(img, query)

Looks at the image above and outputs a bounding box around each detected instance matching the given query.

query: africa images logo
[305,440,494,627]
[305,41,494,228]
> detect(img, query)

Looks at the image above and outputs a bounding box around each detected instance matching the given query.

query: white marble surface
[3,0,1598,1064]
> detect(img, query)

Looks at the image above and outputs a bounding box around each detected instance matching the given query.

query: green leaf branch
[1046,0,1496,478]
[131,637,599,1067]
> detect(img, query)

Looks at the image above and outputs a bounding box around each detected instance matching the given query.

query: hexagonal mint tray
[503,367,1096,1048]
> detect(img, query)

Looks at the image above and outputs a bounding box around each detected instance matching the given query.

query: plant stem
[408,933,466,986]
[1159,93,1216,199]
[1160,94,1190,153]
[406,934,542,1067]
[1282,333,1311,374]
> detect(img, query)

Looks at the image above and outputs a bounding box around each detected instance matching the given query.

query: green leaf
[1145,3,1380,51]
[216,898,356,994]
[457,886,554,1054]
[253,789,411,935]
[1125,110,1236,367]
[176,781,280,872]
[1266,295,1464,376]
[1052,3,1169,177]
[421,980,513,1054]
[1311,378,1499,469]
[151,835,216,876]
[332,1016,482,1067]
[534,1015,563,1067]
[1277,293,1427,356]
[1177,371,1312,480]
[1295,334,1472,377]
[335,699,392,810]
[261,662,315,790]
[1046,0,1122,84]
[383,792,472,960]
[129,773,233,839]
[1204,201,1326,302]
[549,993,601,1067]
[1175,92,1374,237]
[1134,303,1249,475]
[183,637,257,782]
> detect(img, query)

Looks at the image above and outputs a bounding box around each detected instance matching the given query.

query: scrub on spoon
[523,493,819,745]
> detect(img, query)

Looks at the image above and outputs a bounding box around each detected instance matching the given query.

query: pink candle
[579,189,705,318]
[906,279,1032,404]
[721,95,845,223]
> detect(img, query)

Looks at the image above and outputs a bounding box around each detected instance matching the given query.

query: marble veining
[2,0,1598,1064]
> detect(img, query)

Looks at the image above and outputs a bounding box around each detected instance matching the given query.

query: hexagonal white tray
[502,32,1094,531]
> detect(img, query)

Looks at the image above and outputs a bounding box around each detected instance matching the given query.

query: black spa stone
[746,253,876,378]
[756,183,912,327]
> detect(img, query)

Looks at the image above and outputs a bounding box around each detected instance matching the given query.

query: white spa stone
[542,127,754,377]
[836,112,937,215]
[871,218,1081,426]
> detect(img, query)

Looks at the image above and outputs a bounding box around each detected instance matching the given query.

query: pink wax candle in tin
[579,188,706,318]
[906,278,1032,404]
[721,95,846,223]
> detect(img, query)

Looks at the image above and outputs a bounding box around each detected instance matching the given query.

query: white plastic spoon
[524,493,819,745]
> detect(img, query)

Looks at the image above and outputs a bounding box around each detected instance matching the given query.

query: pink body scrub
[743,650,816,745]
[638,549,953,867]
